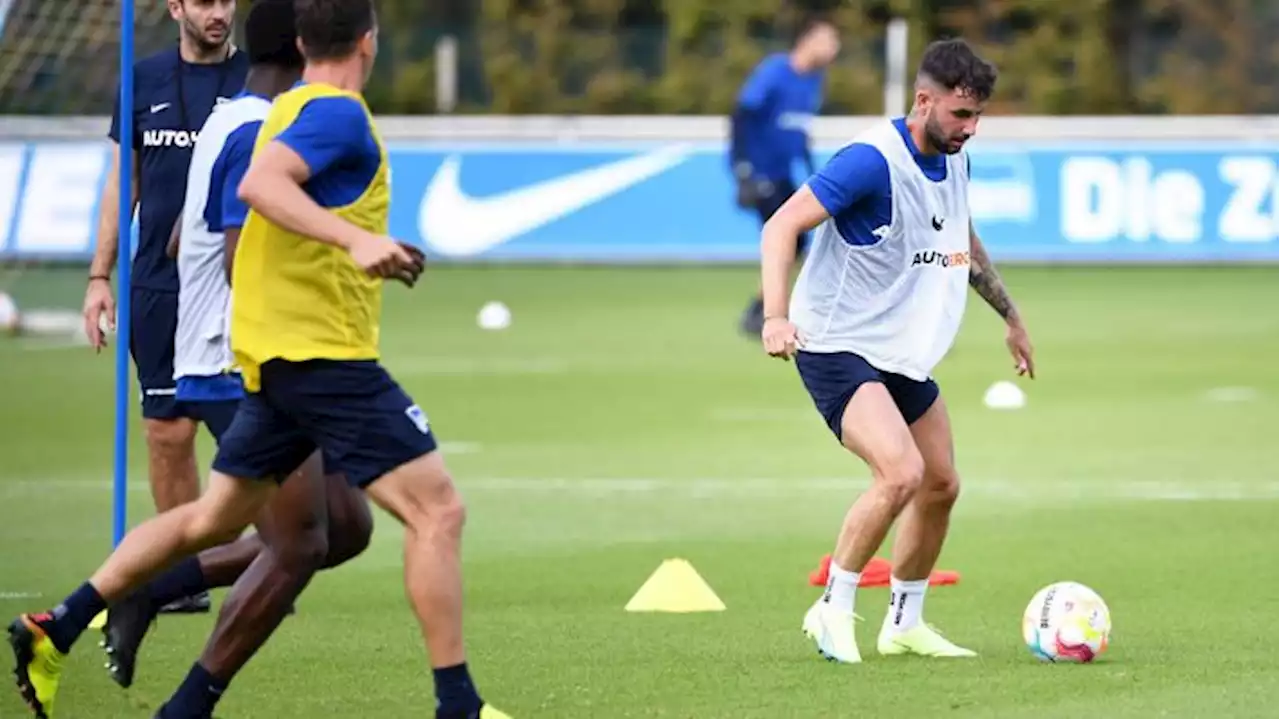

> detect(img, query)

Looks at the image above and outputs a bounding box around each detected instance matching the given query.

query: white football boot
[801,598,862,664]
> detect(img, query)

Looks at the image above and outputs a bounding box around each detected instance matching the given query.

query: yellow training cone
[625,558,725,613]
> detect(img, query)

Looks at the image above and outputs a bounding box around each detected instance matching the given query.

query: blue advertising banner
[0,140,1276,262]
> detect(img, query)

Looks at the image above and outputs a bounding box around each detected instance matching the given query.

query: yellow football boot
[8,614,66,717]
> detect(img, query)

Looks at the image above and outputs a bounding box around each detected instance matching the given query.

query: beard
[183,17,230,57]
[924,111,965,155]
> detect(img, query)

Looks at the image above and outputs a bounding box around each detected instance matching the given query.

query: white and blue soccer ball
[1022,581,1111,663]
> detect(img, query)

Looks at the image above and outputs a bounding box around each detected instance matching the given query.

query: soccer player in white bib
[760,38,1036,663]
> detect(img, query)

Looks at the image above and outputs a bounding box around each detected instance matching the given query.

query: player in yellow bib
[8,2,509,718]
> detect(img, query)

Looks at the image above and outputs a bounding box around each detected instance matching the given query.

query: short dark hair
[792,13,835,46]
[245,0,303,69]
[294,0,376,61]
[917,38,998,102]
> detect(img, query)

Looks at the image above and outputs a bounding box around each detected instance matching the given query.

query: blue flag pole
[113,0,135,547]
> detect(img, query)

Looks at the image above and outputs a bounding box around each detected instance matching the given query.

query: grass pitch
[1,265,1277,718]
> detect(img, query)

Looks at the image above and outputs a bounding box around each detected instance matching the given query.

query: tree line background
[0,0,1276,115]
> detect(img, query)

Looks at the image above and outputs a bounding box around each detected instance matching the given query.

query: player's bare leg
[144,416,212,614]
[803,381,923,663]
[105,454,373,691]
[9,473,273,717]
[365,451,468,666]
[87,476,272,598]
[102,535,263,688]
[892,397,959,581]
[145,418,201,511]
[202,460,371,674]
[153,456,373,719]
[878,395,975,657]
[363,450,506,718]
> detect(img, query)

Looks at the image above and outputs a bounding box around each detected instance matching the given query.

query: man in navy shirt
[732,15,840,336]
[81,0,249,615]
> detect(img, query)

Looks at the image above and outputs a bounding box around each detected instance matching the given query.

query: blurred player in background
[10,1,509,717]
[759,38,1035,663]
[99,1,375,707]
[732,14,839,336]
[81,0,248,615]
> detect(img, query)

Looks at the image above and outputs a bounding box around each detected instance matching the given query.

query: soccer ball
[1022,581,1111,663]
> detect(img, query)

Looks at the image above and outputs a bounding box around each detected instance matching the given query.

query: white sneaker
[801,599,862,664]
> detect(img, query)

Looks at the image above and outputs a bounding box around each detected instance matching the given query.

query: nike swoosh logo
[418,146,691,257]
[150,103,170,114]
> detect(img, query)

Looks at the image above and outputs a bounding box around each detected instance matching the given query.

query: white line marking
[1204,386,1259,403]
[391,357,568,376]
[6,476,1275,502]
[0,592,43,600]
[708,408,814,422]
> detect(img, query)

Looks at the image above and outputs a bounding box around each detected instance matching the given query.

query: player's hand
[1005,318,1035,379]
[350,235,423,286]
[83,277,116,353]
[762,316,803,361]
[392,242,427,288]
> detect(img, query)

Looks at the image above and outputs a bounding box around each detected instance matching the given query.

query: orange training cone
[808,554,960,588]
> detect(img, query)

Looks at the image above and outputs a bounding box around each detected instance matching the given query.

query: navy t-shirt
[735,53,825,183]
[110,46,249,292]
[807,117,966,246]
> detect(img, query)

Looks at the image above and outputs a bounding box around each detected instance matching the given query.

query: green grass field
[1,265,1277,718]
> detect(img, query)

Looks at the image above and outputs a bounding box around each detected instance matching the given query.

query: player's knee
[877,447,926,508]
[324,504,372,568]
[425,486,467,538]
[144,418,196,457]
[403,483,466,541]
[278,525,329,573]
[373,455,467,540]
[921,468,961,509]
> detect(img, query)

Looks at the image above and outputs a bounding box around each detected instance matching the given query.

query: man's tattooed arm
[968,221,1019,322]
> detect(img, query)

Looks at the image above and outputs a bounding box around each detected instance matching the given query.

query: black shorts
[754,178,808,256]
[795,351,939,441]
[212,359,437,488]
[130,288,197,421]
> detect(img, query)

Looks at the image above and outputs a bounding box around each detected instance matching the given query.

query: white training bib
[173,94,269,381]
[790,119,972,381]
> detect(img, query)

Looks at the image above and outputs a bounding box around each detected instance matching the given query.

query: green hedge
[0,0,1273,115]
[364,0,1277,115]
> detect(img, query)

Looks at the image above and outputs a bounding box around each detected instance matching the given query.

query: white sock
[886,577,929,632]
[821,561,860,615]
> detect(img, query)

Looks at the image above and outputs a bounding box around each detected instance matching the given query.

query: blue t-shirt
[110,47,249,292]
[807,118,965,246]
[274,93,380,208]
[735,53,824,183]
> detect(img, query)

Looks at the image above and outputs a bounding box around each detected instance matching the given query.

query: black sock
[43,582,107,653]
[146,557,208,612]
[433,663,482,718]
[161,662,228,718]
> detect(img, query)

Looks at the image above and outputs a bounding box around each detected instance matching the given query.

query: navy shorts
[795,351,939,440]
[189,400,240,441]
[177,374,246,443]
[212,359,437,488]
[130,288,197,421]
